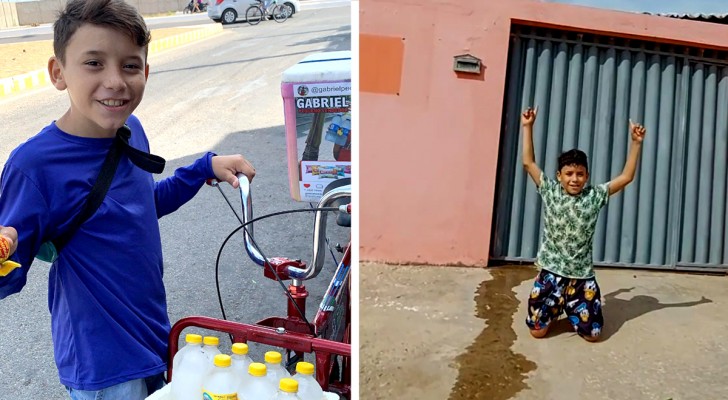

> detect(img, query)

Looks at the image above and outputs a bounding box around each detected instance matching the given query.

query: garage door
[491,25,728,271]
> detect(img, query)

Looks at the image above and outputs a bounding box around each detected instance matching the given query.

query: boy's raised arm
[608,119,646,196]
[522,107,543,187]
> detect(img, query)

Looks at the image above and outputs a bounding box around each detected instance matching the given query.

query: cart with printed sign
[154,52,353,400]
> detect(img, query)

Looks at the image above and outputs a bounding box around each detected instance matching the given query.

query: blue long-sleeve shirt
[0,115,215,390]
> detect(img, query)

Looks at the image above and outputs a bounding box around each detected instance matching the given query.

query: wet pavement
[449,267,536,400]
[360,262,728,400]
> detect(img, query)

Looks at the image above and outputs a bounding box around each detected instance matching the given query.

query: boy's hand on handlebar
[211,155,256,189]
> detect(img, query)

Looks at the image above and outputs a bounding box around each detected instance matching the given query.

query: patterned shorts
[525,269,604,339]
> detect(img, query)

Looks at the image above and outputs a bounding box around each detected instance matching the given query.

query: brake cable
[212,182,340,339]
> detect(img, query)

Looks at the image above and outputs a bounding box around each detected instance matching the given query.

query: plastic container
[291,362,324,400]
[239,362,277,400]
[170,335,209,400]
[172,333,203,373]
[202,354,240,400]
[231,342,254,386]
[272,378,302,399]
[202,336,222,361]
[264,351,291,387]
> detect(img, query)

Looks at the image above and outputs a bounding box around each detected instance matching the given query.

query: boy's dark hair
[53,0,151,64]
[558,149,589,172]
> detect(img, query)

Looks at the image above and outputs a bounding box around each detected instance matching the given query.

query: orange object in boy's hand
[0,235,11,262]
[0,233,21,277]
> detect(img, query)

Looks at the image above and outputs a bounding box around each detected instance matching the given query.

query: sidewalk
[360,262,727,400]
[0,24,224,99]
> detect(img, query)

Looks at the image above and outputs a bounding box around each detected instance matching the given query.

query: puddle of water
[448,266,538,400]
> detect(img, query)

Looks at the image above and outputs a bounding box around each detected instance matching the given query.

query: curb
[0,23,223,100]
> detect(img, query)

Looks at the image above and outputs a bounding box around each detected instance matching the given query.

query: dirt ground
[360,262,728,400]
[0,27,196,79]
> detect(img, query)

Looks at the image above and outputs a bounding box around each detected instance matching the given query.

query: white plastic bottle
[171,335,209,400]
[172,333,203,373]
[273,378,302,400]
[238,362,277,400]
[202,336,223,361]
[230,343,254,385]
[291,362,324,400]
[264,351,291,387]
[202,354,240,400]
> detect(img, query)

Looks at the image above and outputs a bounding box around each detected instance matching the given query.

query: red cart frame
[167,177,352,398]
[167,314,351,397]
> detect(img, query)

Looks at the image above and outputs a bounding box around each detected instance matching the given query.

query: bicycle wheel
[245,5,263,25]
[272,4,289,23]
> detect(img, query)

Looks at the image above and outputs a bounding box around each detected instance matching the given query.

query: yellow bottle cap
[265,351,282,364]
[185,334,202,344]
[203,336,219,346]
[249,362,267,377]
[213,354,232,367]
[296,362,314,375]
[231,343,249,355]
[279,378,299,393]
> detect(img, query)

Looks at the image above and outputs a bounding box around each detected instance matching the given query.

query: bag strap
[116,125,166,174]
[50,125,166,254]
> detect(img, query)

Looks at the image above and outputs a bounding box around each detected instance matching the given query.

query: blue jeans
[65,373,166,400]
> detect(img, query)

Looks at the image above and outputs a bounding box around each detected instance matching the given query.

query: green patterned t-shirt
[536,172,609,279]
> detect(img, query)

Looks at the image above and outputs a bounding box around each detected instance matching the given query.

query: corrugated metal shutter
[491,26,728,271]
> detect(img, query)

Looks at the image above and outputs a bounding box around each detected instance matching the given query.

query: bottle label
[202,391,238,400]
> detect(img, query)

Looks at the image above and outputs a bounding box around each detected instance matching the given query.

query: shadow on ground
[543,287,713,341]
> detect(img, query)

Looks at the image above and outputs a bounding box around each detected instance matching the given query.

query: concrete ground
[360,262,727,400]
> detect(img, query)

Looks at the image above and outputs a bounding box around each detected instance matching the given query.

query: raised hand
[629,119,646,143]
[521,106,538,127]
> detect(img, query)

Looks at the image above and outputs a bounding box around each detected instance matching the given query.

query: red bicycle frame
[170,177,352,398]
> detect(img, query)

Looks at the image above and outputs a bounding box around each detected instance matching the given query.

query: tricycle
[166,174,352,398]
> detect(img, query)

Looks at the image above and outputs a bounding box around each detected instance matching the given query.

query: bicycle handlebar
[237,173,266,267]
[236,173,351,281]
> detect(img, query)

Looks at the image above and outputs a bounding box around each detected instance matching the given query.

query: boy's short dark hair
[558,149,589,172]
[53,0,151,64]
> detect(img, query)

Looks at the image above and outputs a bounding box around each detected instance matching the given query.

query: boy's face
[48,24,149,138]
[557,164,588,195]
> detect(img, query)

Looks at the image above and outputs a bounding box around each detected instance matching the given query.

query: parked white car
[207,0,300,24]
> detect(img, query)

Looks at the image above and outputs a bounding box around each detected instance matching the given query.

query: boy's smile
[49,24,149,138]
[557,164,588,195]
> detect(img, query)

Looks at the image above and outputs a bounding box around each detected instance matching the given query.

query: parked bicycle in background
[246,0,290,25]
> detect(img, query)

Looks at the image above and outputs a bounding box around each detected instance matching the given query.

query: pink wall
[360,0,728,266]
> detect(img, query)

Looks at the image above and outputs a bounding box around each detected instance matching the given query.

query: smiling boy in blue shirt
[0,0,256,398]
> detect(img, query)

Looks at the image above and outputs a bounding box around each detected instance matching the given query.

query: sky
[544,0,728,14]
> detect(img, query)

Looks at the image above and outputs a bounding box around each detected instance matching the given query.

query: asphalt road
[0,0,350,43]
[0,5,351,399]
